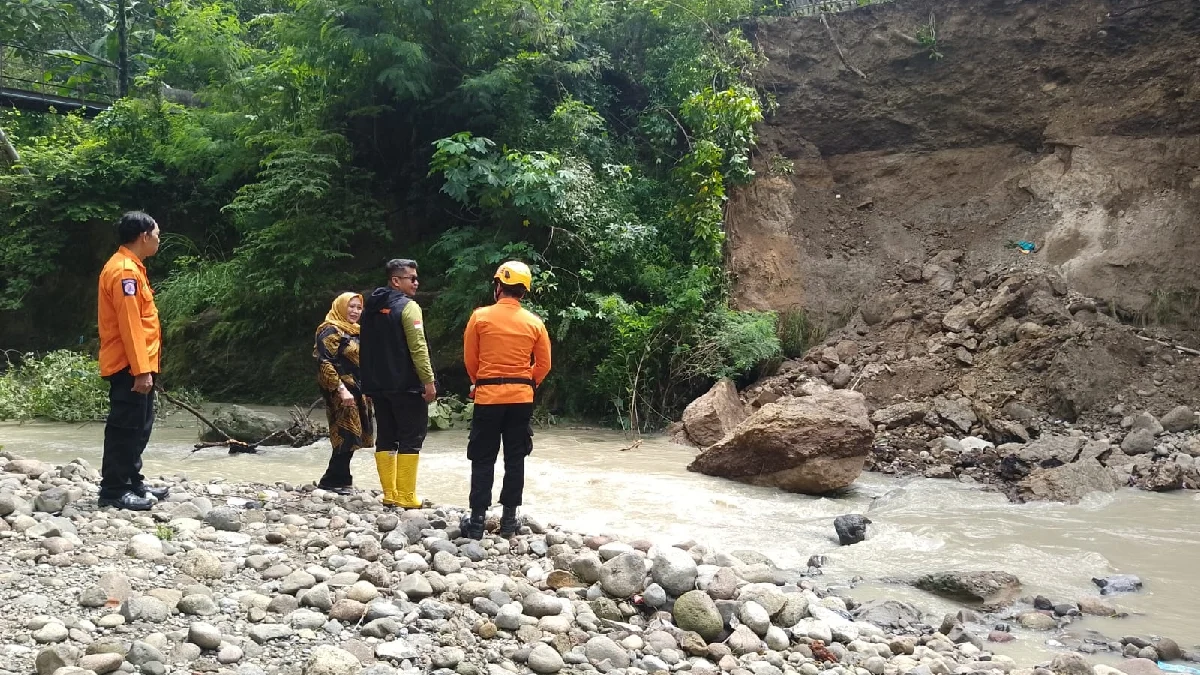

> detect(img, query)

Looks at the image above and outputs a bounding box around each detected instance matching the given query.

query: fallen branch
[157,386,230,441]
[821,13,868,80]
[1135,333,1200,357]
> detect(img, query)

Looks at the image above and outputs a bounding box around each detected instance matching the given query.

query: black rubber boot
[461,514,485,540]
[499,507,520,537]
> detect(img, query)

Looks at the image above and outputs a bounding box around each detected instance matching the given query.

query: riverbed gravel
[0,452,1189,675]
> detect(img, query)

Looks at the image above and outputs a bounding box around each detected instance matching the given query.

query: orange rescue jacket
[463,297,551,405]
[98,246,161,377]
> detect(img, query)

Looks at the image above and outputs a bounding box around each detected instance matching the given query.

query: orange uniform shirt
[98,246,161,377]
[463,297,552,405]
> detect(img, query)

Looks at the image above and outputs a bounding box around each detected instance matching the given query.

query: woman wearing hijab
[315,292,374,495]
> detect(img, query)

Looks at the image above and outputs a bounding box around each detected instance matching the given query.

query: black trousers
[374,392,428,453]
[101,369,155,499]
[468,402,534,511]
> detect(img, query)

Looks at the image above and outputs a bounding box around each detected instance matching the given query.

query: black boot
[499,507,520,537]
[461,514,485,540]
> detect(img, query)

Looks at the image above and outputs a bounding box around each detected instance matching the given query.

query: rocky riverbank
[677,259,1200,503]
[0,452,1195,675]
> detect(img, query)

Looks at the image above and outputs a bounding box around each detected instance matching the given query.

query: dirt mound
[734,256,1200,496]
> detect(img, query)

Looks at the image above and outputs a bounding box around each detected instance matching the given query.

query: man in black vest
[360,258,437,508]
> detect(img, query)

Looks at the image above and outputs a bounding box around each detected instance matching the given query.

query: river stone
[347,580,379,603]
[737,584,787,617]
[121,596,169,623]
[674,590,723,641]
[707,567,739,600]
[179,549,223,579]
[78,653,123,675]
[249,624,294,644]
[1122,429,1158,455]
[834,514,871,545]
[36,645,81,675]
[34,487,73,513]
[522,592,562,617]
[432,550,462,575]
[681,379,747,447]
[652,546,698,595]
[1161,406,1198,433]
[204,506,242,532]
[1093,574,1142,595]
[291,609,327,630]
[571,553,603,583]
[775,594,810,627]
[281,570,318,594]
[399,573,433,600]
[188,622,223,650]
[643,583,668,608]
[688,390,872,494]
[1017,458,1119,504]
[1050,653,1095,675]
[585,635,630,668]
[329,599,367,622]
[529,644,565,674]
[218,645,245,664]
[854,600,921,628]
[179,594,219,616]
[199,405,291,445]
[33,621,69,643]
[739,601,771,636]
[914,571,1021,603]
[5,458,52,476]
[727,625,763,656]
[376,638,419,661]
[305,645,361,675]
[1116,659,1167,675]
[1017,612,1056,630]
[1016,435,1087,466]
[126,534,165,561]
[599,552,645,598]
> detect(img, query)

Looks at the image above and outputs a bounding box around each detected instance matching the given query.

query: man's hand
[339,388,354,405]
[423,382,437,403]
[132,373,153,395]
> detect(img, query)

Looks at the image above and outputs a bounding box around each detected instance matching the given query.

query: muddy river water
[2,409,1197,663]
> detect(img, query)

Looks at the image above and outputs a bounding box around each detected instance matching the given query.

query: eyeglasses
[393,275,419,283]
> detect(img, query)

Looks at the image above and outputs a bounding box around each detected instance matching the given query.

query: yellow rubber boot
[394,453,422,509]
[375,451,399,506]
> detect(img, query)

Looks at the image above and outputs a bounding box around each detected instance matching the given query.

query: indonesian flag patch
[121,279,137,296]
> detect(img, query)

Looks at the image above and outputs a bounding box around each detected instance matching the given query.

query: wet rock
[1115,659,1167,675]
[834,514,871,545]
[599,552,645,598]
[854,600,921,628]
[680,379,747,447]
[1077,596,1117,616]
[199,405,291,445]
[673,590,723,641]
[914,571,1021,603]
[1157,639,1184,662]
[1017,612,1056,630]
[688,391,873,494]
[651,545,698,595]
[1016,459,1119,503]
[1093,574,1142,595]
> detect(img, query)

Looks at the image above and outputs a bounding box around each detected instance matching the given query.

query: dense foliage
[1,0,791,429]
[0,350,110,421]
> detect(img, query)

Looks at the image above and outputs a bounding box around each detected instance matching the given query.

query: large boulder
[198,405,291,445]
[914,571,1022,604]
[687,390,872,494]
[680,379,746,447]
[1015,459,1120,504]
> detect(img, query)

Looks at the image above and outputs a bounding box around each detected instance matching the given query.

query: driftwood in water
[157,387,326,454]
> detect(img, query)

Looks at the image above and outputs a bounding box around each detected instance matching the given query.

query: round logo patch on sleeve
[121,279,137,296]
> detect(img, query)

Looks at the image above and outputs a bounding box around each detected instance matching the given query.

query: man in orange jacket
[96,211,166,511]
[461,261,552,539]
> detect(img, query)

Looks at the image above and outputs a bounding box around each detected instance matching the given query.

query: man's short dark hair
[117,211,157,245]
[496,281,527,299]
[386,258,417,278]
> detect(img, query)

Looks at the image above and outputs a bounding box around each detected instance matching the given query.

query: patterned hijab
[314,292,362,356]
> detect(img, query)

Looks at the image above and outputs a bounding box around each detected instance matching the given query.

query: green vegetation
[155,524,177,540]
[915,13,944,60]
[0,0,803,430]
[0,350,109,422]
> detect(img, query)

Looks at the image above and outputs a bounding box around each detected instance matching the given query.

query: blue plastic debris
[1158,664,1200,675]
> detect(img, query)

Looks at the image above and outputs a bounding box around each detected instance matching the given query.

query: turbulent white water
[3,410,1197,662]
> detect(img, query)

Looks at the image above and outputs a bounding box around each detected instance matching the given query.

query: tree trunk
[117,0,130,96]
[0,124,30,175]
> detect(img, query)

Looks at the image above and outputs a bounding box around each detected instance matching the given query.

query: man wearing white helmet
[460,261,552,539]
